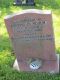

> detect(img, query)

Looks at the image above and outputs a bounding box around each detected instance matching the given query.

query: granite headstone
[4,9,59,73]
[13,0,35,6]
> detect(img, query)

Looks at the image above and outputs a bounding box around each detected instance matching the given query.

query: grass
[0,0,60,80]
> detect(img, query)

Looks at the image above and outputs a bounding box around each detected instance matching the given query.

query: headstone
[4,9,59,73]
[27,0,35,5]
[13,0,22,5]
[13,0,35,6]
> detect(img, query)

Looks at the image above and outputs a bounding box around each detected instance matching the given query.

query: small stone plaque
[4,9,59,72]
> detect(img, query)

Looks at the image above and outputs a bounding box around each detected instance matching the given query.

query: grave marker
[4,9,59,73]
[13,0,35,6]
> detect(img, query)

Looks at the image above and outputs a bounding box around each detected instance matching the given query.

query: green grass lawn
[0,0,60,80]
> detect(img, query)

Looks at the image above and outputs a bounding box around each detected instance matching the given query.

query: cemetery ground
[0,0,60,80]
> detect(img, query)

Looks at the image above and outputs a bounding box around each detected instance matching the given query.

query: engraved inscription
[12,17,53,42]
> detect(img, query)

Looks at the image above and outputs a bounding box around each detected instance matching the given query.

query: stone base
[13,54,59,73]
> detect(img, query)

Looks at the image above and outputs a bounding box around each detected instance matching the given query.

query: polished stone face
[14,0,35,5]
[4,9,59,72]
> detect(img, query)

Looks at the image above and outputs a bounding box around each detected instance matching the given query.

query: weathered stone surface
[4,9,59,72]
